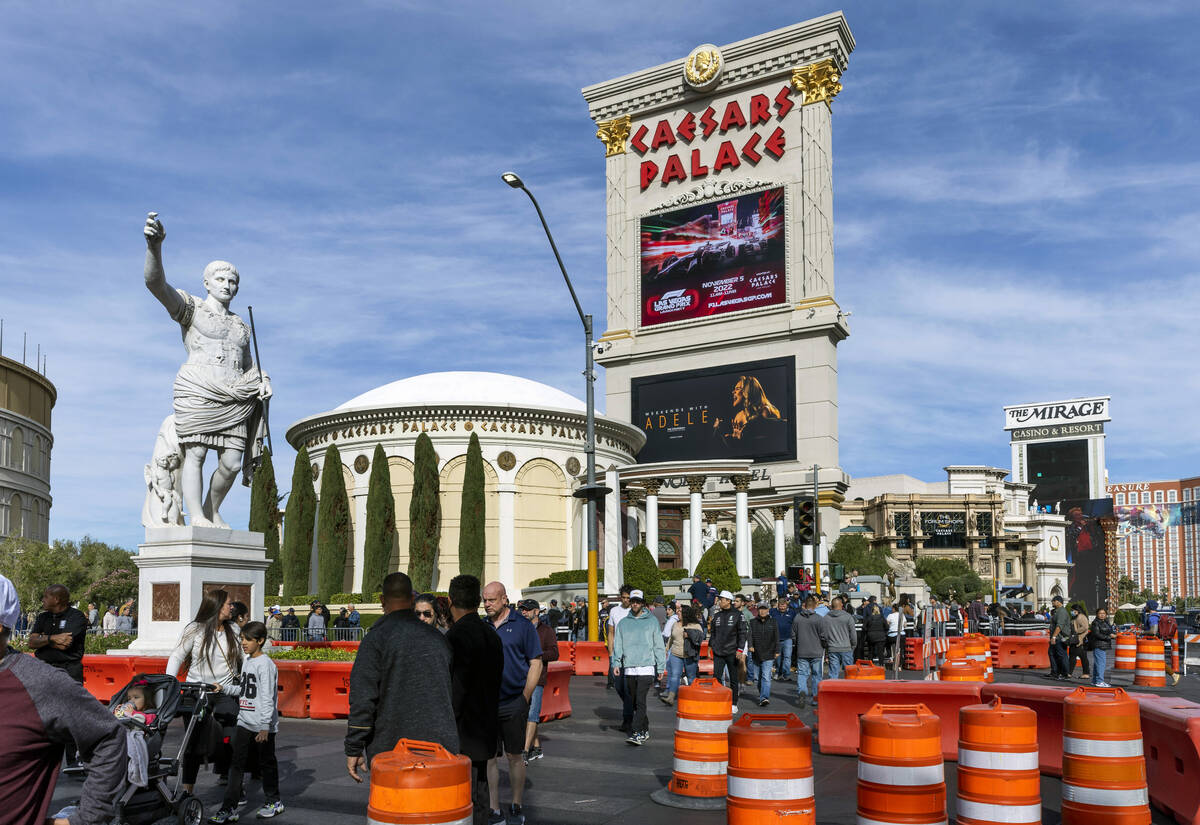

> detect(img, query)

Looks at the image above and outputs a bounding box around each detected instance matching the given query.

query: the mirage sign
[1003,397,1110,431]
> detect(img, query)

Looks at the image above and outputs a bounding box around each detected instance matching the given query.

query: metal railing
[272,626,364,642]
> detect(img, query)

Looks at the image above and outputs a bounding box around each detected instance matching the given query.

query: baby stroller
[91,675,215,825]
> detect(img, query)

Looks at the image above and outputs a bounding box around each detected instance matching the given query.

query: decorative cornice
[595,115,631,157]
[643,479,661,496]
[791,58,842,109]
[650,179,774,212]
[732,474,752,493]
[686,475,707,494]
[770,505,790,520]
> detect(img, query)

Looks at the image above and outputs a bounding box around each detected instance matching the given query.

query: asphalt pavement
[53,664,1187,824]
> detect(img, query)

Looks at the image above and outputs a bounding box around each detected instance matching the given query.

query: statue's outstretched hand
[144,212,165,249]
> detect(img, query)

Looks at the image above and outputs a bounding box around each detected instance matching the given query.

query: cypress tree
[458,432,485,580]
[317,444,351,602]
[408,432,441,591]
[249,449,282,595]
[622,544,663,598]
[282,447,316,598]
[362,444,396,596]
[693,540,740,594]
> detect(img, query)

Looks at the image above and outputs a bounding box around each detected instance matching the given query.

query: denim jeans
[796,656,823,701]
[775,638,793,678]
[756,660,773,701]
[827,650,854,679]
[746,656,759,684]
[1092,647,1107,685]
[665,653,689,695]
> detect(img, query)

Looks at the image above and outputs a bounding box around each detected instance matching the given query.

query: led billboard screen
[640,187,786,327]
[631,357,795,463]
[1062,498,1113,612]
[1026,439,1089,505]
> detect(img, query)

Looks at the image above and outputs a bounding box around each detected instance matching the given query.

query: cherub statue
[142,414,186,527]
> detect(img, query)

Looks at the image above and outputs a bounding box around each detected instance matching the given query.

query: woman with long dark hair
[166,587,243,792]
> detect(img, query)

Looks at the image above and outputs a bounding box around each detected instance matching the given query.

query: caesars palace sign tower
[583,13,856,535]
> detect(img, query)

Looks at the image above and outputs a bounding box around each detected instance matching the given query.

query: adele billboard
[640,187,786,327]
[631,357,795,463]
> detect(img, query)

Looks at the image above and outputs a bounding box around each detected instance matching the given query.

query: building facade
[840,466,1070,605]
[0,355,55,542]
[286,372,644,598]
[1109,476,1200,600]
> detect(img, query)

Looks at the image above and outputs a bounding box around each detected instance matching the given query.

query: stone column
[733,475,752,577]
[644,480,661,565]
[681,504,691,572]
[687,475,705,571]
[626,488,644,550]
[791,59,842,300]
[604,467,623,594]
[498,484,516,595]
[351,491,368,594]
[771,505,790,579]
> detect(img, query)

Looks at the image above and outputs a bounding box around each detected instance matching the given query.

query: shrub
[1114,609,1139,626]
[528,578,551,587]
[915,558,985,601]
[317,444,351,602]
[282,447,316,597]
[249,449,282,596]
[693,541,739,593]
[660,568,691,581]
[269,647,356,661]
[830,534,893,578]
[330,592,368,604]
[85,633,135,654]
[622,545,663,598]
[526,569,608,587]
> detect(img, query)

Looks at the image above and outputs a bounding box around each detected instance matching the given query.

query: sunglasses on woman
[416,610,434,618]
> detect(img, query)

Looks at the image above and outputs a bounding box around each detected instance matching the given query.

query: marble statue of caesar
[143,213,272,528]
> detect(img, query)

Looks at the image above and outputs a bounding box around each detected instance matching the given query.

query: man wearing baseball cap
[612,589,666,745]
[0,573,128,825]
[708,590,748,713]
[517,599,559,763]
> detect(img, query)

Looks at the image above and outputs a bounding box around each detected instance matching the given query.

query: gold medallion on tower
[683,44,723,92]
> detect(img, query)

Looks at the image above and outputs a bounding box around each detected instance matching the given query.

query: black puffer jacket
[1090,617,1114,650]
[748,615,779,664]
[864,610,887,643]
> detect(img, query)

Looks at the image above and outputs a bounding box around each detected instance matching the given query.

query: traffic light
[796,498,816,545]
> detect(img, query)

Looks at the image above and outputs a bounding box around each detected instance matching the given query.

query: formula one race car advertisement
[640,186,786,328]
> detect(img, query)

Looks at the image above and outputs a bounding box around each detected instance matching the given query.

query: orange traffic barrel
[947,638,966,659]
[1133,638,1165,687]
[963,634,993,683]
[668,677,731,799]
[845,659,885,680]
[1061,687,1150,825]
[938,658,985,682]
[367,739,471,825]
[856,704,947,825]
[727,714,815,824]
[956,697,1040,825]
[1115,634,1137,670]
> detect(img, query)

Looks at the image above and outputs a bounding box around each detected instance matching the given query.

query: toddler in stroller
[66,674,216,825]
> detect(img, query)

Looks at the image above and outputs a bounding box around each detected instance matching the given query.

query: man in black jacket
[708,590,748,712]
[446,575,503,825]
[346,572,458,782]
[748,601,779,706]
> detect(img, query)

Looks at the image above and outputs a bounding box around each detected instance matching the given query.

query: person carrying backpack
[1155,610,1181,685]
[661,604,704,705]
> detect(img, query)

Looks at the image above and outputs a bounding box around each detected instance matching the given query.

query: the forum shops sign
[1003,397,1111,433]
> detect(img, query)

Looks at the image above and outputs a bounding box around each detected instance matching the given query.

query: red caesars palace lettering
[632,84,794,191]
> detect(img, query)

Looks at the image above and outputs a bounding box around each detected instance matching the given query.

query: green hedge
[269,647,356,661]
[87,633,136,653]
[528,569,606,587]
[1114,609,1140,626]
[660,568,690,581]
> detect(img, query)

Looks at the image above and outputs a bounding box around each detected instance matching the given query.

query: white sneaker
[731,704,738,714]
[255,801,284,819]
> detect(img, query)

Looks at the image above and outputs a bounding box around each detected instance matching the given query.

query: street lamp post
[502,172,610,642]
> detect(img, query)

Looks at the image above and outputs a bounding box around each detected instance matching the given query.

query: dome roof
[335,371,586,414]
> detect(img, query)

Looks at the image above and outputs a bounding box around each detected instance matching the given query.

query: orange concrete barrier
[993,636,1050,669]
[956,697,1040,825]
[538,661,572,722]
[727,713,814,824]
[307,660,352,719]
[1116,633,1138,671]
[669,677,731,799]
[1025,629,1049,637]
[1137,697,1200,825]
[856,704,947,825]
[81,655,136,703]
[939,658,985,682]
[817,679,983,758]
[844,659,884,680]
[556,640,575,672]
[274,661,310,719]
[131,656,169,675]
[981,683,1073,777]
[1135,638,1166,687]
[573,641,609,676]
[1061,687,1150,825]
[367,739,471,825]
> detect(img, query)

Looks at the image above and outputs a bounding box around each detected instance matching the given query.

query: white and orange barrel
[669,677,731,798]
[726,713,815,824]
[856,703,947,825]
[962,633,994,683]
[1061,687,1150,825]
[1114,634,1137,671]
[956,697,1040,825]
[368,739,471,825]
[1133,638,1165,687]
[845,659,885,680]
[938,658,985,682]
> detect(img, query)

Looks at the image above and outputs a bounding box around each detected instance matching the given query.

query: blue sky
[1,2,1197,551]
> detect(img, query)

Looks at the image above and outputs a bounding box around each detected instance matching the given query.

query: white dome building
[286,371,644,596]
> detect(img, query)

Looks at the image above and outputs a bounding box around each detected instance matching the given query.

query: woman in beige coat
[1067,605,1092,680]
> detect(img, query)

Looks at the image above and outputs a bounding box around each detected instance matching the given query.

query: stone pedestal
[127,526,271,656]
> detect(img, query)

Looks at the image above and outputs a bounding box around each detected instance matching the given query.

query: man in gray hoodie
[823,596,857,679]
[791,596,827,708]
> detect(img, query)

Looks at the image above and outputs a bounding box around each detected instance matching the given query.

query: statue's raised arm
[144,212,184,320]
